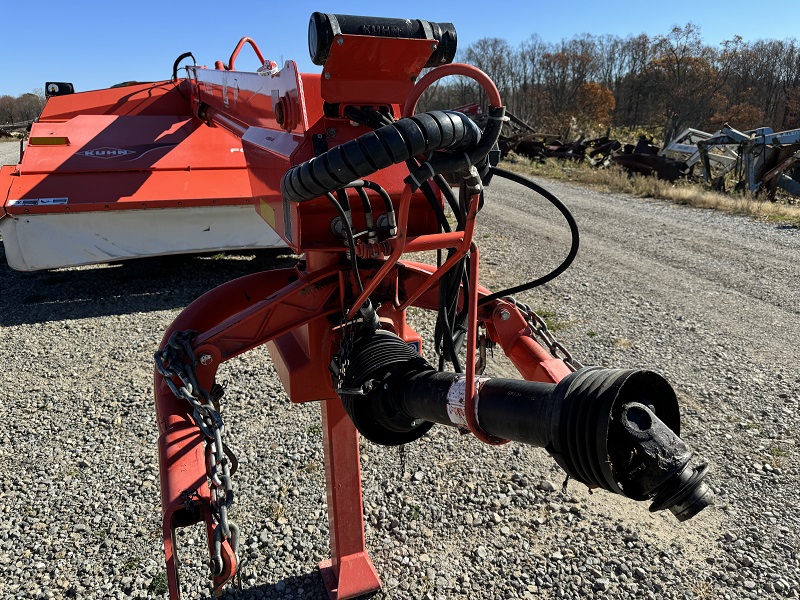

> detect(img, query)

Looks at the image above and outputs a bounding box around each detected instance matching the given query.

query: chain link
[331,316,357,393]
[505,297,584,372]
[154,331,240,580]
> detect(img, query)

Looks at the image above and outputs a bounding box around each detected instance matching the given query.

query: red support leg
[318,397,381,599]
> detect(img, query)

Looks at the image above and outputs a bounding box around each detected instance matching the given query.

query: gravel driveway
[1,166,797,599]
[0,140,22,165]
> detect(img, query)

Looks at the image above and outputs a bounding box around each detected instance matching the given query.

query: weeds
[296,460,320,474]
[270,502,286,520]
[769,446,789,458]
[767,445,790,468]
[535,308,565,332]
[148,572,168,595]
[689,578,716,600]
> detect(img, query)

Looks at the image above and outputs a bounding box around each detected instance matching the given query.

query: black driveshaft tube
[308,12,457,67]
[340,330,713,521]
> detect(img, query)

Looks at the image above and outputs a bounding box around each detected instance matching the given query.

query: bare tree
[418,24,800,138]
[15,92,45,122]
[0,96,15,124]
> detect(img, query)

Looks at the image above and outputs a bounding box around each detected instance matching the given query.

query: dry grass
[502,154,800,227]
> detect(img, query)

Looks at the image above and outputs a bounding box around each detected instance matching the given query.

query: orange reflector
[29,136,70,145]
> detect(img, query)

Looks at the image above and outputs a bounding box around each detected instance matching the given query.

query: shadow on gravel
[0,243,298,326]
[201,570,367,600]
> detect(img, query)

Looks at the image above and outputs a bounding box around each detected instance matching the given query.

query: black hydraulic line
[362,106,393,127]
[357,180,392,214]
[434,252,464,372]
[433,173,464,228]
[343,106,386,130]
[335,188,351,211]
[325,192,363,293]
[171,52,196,82]
[170,52,197,104]
[411,169,451,233]
[342,180,396,234]
[429,176,474,371]
[353,187,373,220]
[478,167,580,306]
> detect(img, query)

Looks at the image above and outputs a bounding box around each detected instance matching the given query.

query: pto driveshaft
[340,330,713,521]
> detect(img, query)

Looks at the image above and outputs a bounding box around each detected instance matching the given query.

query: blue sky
[3,1,798,96]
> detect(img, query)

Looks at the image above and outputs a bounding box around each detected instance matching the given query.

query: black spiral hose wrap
[281,108,504,203]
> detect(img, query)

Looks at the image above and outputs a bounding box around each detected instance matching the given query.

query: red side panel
[38,81,191,121]
[4,84,256,216]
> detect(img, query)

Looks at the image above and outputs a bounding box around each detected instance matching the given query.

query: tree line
[424,24,800,141]
[5,26,800,142]
[0,91,46,125]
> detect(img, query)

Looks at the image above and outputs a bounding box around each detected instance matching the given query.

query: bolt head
[330,216,344,237]
[499,309,511,321]
[324,71,331,80]
[337,37,344,46]
[199,353,213,365]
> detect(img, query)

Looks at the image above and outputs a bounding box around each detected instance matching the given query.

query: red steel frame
[154,35,572,599]
[154,252,572,599]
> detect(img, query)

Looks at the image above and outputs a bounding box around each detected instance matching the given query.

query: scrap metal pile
[472,103,800,200]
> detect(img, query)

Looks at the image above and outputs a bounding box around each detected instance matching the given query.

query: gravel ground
[1,140,22,165]
[1,151,798,599]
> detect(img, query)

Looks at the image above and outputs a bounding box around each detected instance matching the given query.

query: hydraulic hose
[478,167,580,305]
[281,110,493,203]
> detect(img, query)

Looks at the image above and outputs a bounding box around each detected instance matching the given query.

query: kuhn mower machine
[0,58,286,270]
[14,11,714,599]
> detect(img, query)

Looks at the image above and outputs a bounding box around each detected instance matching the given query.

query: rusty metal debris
[611,136,688,182]
[459,104,800,199]
[0,120,33,138]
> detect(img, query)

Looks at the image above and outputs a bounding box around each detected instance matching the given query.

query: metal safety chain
[505,297,584,372]
[154,331,241,580]
[330,316,358,394]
